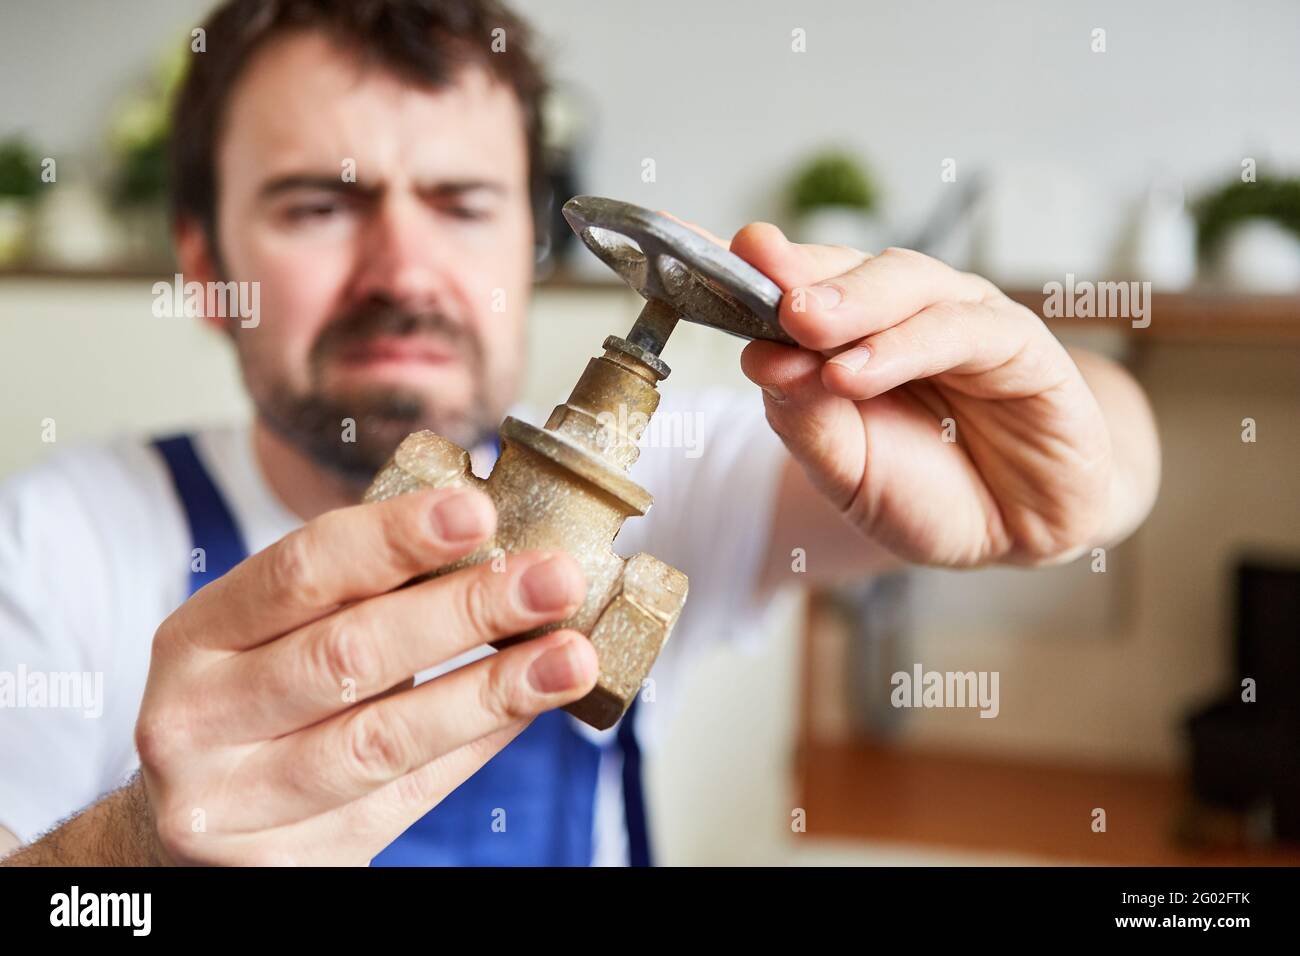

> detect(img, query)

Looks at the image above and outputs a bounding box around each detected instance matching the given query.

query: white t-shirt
[0,387,788,864]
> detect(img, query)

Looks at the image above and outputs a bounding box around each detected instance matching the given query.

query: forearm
[1,773,170,866]
[1069,347,1161,548]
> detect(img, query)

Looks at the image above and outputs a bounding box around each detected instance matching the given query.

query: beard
[239,300,502,483]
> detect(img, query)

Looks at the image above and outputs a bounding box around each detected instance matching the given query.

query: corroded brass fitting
[364,330,688,731]
[366,192,797,728]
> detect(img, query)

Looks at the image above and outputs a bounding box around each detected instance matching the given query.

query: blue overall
[152,433,651,866]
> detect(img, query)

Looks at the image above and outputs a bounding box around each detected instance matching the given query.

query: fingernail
[528,636,584,694]
[810,283,843,310]
[431,490,492,543]
[518,555,581,613]
[828,345,871,374]
[760,383,785,402]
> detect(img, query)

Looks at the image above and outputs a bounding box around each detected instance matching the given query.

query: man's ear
[174,217,225,335]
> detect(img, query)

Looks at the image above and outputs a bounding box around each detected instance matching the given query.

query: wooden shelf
[1010,289,1300,346]
[4,266,1297,346]
[0,264,172,282]
[798,741,1300,866]
[0,263,627,289]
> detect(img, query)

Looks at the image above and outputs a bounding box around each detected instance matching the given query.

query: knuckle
[880,245,925,263]
[146,617,190,672]
[153,805,202,862]
[313,615,382,696]
[1009,507,1101,564]
[926,300,966,326]
[459,568,503,638]
[342,707,416,784]
[967,300,1000,328]
[885,317,927,358]
[151,617,181,654]
[963,269,1004,298]
[377,495,434,569]
[926,302,972,353]
[268,529,322,604]
[278,750,315,802]
[392,764,440,808]
[134,711,187,770]
[479,654,532,721]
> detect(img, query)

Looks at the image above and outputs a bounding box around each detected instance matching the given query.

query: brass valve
[364,196,792,730]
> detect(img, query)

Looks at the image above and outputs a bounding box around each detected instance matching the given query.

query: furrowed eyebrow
[420,179,508,200]
[258,175,380,202]
[257,176,507,203]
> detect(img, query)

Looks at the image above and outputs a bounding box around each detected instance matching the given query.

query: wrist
[124,772,175,866]
[0,772,172,866]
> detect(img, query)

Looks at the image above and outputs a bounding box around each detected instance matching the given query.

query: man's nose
[351,195,449,311]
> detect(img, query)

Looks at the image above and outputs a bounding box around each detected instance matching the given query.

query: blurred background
[1,0,1298,864]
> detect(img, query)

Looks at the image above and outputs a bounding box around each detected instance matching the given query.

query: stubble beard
[238,301,503,484]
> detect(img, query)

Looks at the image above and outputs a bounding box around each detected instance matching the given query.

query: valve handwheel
[562,196,796,377]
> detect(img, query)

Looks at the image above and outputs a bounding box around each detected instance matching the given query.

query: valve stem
[602,298,679,382]
[626,298,679,358]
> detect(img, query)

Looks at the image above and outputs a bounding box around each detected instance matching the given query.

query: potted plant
[1195,176,1300,292]
[786,149,882,251]
[0,137,44,267]
[108,42,189,266]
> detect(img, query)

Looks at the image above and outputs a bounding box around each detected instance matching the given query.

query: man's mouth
[334,335,459,368]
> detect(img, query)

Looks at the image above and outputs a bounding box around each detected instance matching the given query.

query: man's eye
[447,206,491,222]
[284,200,346,222]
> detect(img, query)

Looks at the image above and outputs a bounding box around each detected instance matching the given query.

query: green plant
[1195,175,1300,258]
[110,129,168,208]
[0,138,43,202]
[787,150,877,217]
[108,40,190,208]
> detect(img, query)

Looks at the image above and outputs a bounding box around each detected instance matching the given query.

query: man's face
[205,30,535,478]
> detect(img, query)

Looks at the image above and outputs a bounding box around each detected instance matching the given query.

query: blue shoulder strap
[152,431,652,865]
[619,697,652,867]
[152,434,250,594]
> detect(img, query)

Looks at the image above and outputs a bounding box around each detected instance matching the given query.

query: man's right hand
[122,485,595,865]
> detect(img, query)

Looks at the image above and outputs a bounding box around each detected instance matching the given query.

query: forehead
[217,29,528,187]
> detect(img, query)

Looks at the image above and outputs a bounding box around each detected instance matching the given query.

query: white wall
[5,1,1299,245]
[3,0,1299,862]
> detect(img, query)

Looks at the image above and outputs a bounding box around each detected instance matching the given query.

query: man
[0,0,1159,866]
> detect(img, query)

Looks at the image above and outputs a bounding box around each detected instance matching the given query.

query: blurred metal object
[906,169,986,256]
[366,196,790,729]
[563,195,796,353]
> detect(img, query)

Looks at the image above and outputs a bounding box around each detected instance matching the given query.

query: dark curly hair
[168,0,548,253]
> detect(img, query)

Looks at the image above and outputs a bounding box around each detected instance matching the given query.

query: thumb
[730,222,870,292]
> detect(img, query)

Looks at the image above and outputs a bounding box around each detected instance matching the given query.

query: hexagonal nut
[546,403,612,447]
[563,552,688,730]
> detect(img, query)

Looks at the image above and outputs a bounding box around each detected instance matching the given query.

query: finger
[179,486,496,652]
[217,719,532,865]
[213,551,588,740]
[774,246,997,352]
[324,718,533,861]
[819,299,1050,402]
[243,628,599,822]
[659,210,729,248]
[740,340,866,513]
[729,221,870,291]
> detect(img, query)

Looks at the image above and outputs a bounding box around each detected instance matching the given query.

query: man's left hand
[727,224,1120,568]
